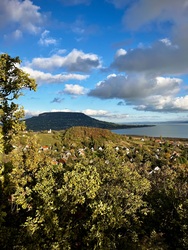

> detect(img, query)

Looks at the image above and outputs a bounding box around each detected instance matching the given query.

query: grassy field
[33,131,65,146]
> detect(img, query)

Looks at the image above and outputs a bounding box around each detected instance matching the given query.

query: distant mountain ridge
[25,112,152,131]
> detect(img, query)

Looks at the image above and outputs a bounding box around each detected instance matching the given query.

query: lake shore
[122,134,188,142]
[112,124,188,140]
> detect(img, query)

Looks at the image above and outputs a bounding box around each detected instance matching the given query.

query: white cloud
[83,109,109,116]
[39,30,57,46]
[89,74,182,99]
[107,73,117,79]
[25,109,72,118]
[83,109,129,120]
[24,110,42,118]
[0,0,45,35]
[115,48,127,58]
[29,49,102,72]
[153,77,181,95]
[63,84,87,95]
[30,55,64,70]
[51,109,72,112]
[171,96,188,111]
[160,38,172,47]
[88,73,186,112]
[21,66,89,84]
[135,95,188,112]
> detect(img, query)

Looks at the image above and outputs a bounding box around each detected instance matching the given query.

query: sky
[1,0,188,123]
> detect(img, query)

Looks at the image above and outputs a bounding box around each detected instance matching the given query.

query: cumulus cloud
[29,49,102,72]
[102,0,188,114]
[89,74,181,99]
[39,30,57,46]
[115,48,127,58]
[134,95,188,112]
[122,0,188,31]
[88,73,186,112]
[63,84,87,95]
[21,66,89,84]
[111,39,188,75]
[109,0,188,76]
[0,0,45,35]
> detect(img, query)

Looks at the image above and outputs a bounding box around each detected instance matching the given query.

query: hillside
[62,126,124,148]
[25,112,152,131]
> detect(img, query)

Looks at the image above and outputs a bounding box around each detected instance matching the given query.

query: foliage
[144,164,188,249]
[0,53,37,153]
[0,139,151,249]
[0,53,37,247]
[1,58,188,249]
[0,132,6,226]
[0,126,188,249]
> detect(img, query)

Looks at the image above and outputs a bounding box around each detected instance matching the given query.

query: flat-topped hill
[25,112,151,131]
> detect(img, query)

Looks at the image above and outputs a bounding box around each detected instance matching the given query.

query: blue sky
[1,0,188,123]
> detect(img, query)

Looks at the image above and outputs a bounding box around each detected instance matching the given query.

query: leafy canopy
[0,53,37,153]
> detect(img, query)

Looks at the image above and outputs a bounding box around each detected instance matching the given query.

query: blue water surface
[112,124,188,139]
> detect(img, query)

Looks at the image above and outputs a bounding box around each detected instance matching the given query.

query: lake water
[112,124,188,139]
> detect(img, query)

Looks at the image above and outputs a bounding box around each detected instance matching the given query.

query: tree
[143,164,188,249]
[0,54,36,247]
[0,131,6,227]
[0,53,37,153]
